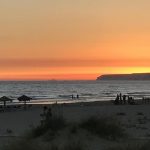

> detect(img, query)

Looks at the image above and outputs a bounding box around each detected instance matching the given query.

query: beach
[0,100,150,149]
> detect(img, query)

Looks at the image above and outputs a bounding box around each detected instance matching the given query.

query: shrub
[2,139,41,150]
[43,130,56,141]
[79,117,125,140]
[63,141,84,150]
[107,142,150,150]
[69,124,78,134]
[30,116,66,138]
[116,112,126,116]
[137,112,144,116]
[29,107,66,138]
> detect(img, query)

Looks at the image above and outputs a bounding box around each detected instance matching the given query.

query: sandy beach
[0,100,150,149]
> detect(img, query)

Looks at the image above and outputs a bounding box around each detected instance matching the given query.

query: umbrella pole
[4,101,6,108]
[24,100,27,110]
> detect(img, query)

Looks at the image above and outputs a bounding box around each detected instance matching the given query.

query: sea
[0,80,150,104]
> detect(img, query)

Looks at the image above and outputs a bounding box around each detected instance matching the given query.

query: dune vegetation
[2,106,149,150]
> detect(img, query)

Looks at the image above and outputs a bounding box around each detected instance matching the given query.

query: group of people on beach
[114,93,135,105]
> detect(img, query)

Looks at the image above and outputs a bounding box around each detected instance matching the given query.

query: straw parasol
[18,95,32,109]
[0,96,12,108]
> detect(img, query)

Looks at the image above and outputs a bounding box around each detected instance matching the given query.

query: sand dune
[0,101,150,149]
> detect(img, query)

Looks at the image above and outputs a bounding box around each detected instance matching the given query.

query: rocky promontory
[97,73,150,80]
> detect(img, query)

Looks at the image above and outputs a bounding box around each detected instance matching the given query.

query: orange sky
[0,0,150,80]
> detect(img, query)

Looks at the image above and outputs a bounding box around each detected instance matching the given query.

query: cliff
[97,73,150,80]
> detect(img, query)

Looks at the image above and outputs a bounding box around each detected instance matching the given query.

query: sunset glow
[0,0,150,80]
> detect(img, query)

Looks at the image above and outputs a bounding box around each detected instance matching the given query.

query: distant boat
[97,73,150,80]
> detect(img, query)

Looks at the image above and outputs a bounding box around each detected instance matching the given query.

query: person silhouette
[71,94,74,99]
[119,93,122,104]
[123,95,126,104]
[114,94,119,105]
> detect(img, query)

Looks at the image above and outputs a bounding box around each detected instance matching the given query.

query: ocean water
[0,80,150,103]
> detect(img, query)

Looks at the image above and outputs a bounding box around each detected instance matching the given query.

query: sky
[0,0,150,80]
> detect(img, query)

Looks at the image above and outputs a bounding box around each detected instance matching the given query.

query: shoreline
[0,97,149,107]
[0,98,113,106]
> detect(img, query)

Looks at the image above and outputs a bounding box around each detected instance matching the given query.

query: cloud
[0,58,149,68]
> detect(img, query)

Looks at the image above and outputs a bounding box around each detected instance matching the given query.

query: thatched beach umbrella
[18,95,32,109]
[0,96,12,108]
